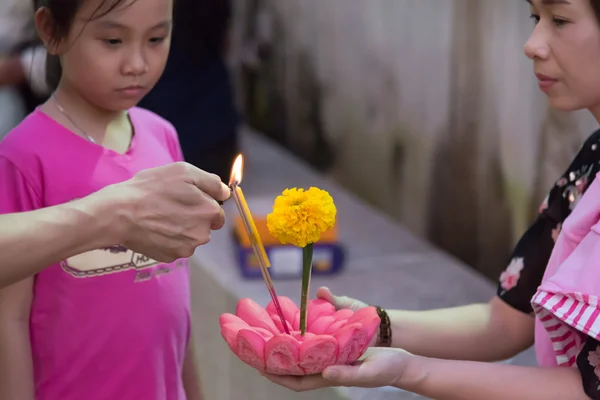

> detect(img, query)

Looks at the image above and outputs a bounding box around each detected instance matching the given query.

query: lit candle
[229,154,290,334]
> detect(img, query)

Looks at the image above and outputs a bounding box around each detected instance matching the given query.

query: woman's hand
[261,348,413,391]
[315,286,370,312]
[316,286,381,346]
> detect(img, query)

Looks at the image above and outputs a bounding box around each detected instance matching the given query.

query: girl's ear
[34,7,65,55]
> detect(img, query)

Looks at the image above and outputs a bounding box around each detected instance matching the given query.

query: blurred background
[228,0,597,280]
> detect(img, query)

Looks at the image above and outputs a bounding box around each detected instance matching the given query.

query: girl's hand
[261,348,413,391]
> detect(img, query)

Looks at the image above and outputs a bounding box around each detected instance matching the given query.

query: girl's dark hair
[33,0,132,91]
[592,0,600,25]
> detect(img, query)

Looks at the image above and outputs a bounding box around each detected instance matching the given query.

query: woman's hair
[33,0,133,91]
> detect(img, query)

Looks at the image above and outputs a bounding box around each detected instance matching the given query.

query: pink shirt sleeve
[0,155,42,214]
[163,123,184,163]
[532,220,600,366]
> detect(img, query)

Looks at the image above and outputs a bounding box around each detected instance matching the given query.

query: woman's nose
[524,26,550,60]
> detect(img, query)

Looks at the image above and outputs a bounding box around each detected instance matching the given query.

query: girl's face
[51,0,173,112]
[525,0,600,115]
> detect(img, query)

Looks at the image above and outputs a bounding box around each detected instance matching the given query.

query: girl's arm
[386,296,534,362]
[0,278,35,400]
[401,356,588,400]
[182,336,204,400]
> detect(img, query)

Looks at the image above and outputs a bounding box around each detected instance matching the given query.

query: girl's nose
[124,50,148,76]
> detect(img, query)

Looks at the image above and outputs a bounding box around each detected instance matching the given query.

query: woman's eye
[552,18,569,27]
[530,14,540,24]
[530,13,569,27]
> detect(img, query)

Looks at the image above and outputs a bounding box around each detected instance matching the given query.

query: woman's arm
[401,356,588,400]
[0,278,35,400]
[387,296,534,362]
[320,287,534,362]
[384,133,600,362]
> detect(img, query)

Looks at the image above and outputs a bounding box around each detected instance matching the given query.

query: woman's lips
[535,73,558,92]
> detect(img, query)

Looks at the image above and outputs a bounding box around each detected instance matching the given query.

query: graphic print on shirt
[60,244,184,282]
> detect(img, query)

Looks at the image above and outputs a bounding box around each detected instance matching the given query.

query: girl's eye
[103,38,122,46]
[149,37,166,45]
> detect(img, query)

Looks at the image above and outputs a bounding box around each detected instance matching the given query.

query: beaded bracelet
[375,306,392,347]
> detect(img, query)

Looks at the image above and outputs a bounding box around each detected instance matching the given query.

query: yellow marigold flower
[267,187,337,248]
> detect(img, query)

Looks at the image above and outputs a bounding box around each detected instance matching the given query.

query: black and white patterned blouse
[497,129,600,399]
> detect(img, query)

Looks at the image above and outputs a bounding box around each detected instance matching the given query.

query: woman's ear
[34,7,62,55]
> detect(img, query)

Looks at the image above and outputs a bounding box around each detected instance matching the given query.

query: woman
[262,0,600,398]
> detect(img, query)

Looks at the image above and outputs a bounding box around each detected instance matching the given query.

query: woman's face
[525,0,600,116]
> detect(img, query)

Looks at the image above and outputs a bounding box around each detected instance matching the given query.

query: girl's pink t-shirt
[0,108,191,400]
[532,171,600,367]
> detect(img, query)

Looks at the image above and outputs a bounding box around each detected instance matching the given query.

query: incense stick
[230,183,291,335]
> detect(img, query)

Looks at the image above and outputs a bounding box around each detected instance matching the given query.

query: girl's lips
[117,86,145,97]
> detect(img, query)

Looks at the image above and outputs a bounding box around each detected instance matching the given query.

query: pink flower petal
[219,313,249,327]
[333,309,354,321]
[292,310,300,330]
[220,322,248,351]
[308,315,336,335]
[265,334,304,375]
[236,298,278,334]
[348,306,380,338]
[236,328,266,371]
[333,323,368,364]
[307,299,336,329]
[270,315,294,333]
[254,327,275,341]
[299,334,338,375]
[266,296,298,325]
[326,319,347,334]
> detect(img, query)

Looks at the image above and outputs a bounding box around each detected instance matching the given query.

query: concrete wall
[229,0,598,279]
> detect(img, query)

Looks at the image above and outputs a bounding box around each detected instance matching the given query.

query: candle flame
[229,154,243,186]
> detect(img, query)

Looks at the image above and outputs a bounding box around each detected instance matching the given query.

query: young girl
[0,0,203,399]
[263,0,600,398]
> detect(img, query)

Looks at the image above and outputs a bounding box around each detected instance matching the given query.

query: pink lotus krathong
[219,296,380,375]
